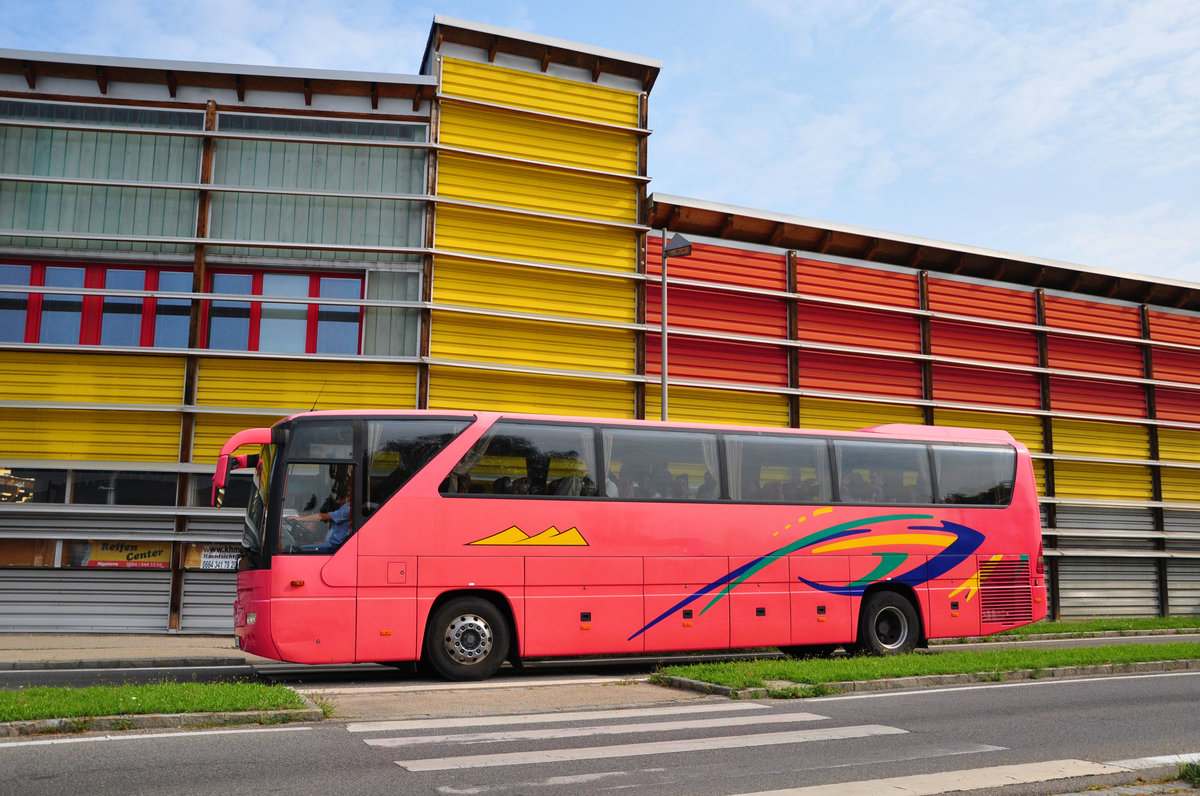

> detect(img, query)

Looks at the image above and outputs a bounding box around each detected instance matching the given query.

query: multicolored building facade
[0,16,1196,632]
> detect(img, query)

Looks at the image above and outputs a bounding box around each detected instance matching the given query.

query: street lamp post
[660,230,692,421]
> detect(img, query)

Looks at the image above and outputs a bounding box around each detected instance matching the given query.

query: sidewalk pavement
[0,633,268,670]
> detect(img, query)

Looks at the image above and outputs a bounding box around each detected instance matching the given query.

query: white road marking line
[1107,751,1200,769]
[366,711,828,747]
[347,700,769,733]
[736,759,1129,795]
[808,668,1200,704]
[305,675,642,696]
[0,724,312,748]
[394,724,907,771]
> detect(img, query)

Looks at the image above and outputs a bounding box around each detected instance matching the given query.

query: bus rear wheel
[856,591,919,655]
[424,597,510,681]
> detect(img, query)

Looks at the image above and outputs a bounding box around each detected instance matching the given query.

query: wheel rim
[874,605,909,650]
[443,613,493,665]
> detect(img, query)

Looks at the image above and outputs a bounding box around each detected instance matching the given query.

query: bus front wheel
[424,597,510,681]
[856,591,919,655]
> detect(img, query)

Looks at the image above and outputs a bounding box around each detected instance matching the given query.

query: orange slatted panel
[1050,376,1146,417]
[1047,335,1144,377]
[932,364,1042,409]
[930,321,1039,367]
[649,336,788,386]
[927,278,1036,323]
[648,237,786,291]
[1043,295,1141,337]
[650,286,787,338]
[1148,310,1200,345]
[796,259,919,308]
[1153,348,1200,386]
[797,304,921,353]
[1155,387,1200,423]
[798,352,922,398]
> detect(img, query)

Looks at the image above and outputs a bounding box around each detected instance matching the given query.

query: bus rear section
[213,410,1046,678]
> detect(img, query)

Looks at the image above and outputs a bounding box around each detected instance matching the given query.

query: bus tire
[424,597,510,681]
[856,591,919,655]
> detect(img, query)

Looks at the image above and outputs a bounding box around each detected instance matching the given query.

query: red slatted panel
[1043,294,1141,337]
[648,285,787,338]
[648,336,788,386]
[927,278,1036,323]
[1155,387,1200,423]
[1047,335,1144,377]
[1148,310,1200,345]
[930,321,1039,366]
[1153,348,1200,386]
[1050,376,1146,417]
[798,352,923,398]
[932,364,1042,409]
[648,237,786,291]
[796,259,919,308]
[797,304,920,353]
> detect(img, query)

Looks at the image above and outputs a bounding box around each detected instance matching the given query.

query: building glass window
[0,263,192,348]
[0,468,67,503]
[0,264,30,342]
[40,266,85,344]
[100,268,145,346]
[205,270,364,355]
[71,470,177,506]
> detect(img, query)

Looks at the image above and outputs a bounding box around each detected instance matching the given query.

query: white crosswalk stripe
[365,710,829,747]
[393,724,908,772]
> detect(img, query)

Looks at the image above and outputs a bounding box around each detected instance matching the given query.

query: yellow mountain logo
[468,525,588,546]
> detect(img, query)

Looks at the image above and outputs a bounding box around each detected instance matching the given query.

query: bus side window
[725,434,831,503]
[364,418,472,511]
[602,428,719,501]
[833,441,932,505]
[449,421,597,498]
[933,445,1016,505]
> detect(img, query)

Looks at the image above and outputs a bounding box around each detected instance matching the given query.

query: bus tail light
[1035,542,1045,576]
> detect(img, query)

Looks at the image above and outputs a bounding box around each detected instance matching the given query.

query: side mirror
[212,428,272,507]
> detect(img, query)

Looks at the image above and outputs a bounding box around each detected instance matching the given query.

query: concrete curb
[658,658,1200,700]
[0,657,249,672]
[0,691,323,738]
[929,628,1200,645]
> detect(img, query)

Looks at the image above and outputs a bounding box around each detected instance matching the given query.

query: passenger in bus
[842,472,880,503]
[759,481,784,502]
[876,467,921,503]
[696,470,719,500]
[671,473,689,499]
[492,476,512,494]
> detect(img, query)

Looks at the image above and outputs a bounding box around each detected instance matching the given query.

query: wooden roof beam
[95,66,108,94]
[488,36,500,63]
[21,60,36,90]
[302,78,312,106]
[719,213,735,238]
[165,70,178,98]
[818,229,834,253]
[540,50,552,72]
[234,74,245,102]
[907,246,925,269]
[591,59,602,82]
[370,81,379,110]
[862,237,880,261]
[768,221,787,247]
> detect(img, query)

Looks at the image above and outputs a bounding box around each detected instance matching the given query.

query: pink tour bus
[212,410,1046,680]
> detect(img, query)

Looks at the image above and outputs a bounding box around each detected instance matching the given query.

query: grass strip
[654,642,1200,692]
[996,617,1200,637]
[0,681,306,723]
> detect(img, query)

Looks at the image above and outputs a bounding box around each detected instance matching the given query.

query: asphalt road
[2,669,1198,795]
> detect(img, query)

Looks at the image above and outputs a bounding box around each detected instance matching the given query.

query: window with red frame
[203,271,362,355]
[0,263,191,347]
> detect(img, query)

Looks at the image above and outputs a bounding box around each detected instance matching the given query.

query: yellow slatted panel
[433,257,634,323]
[646,388,789,428]
[1161,465,1200,502]
[192,413,283,464]
[435,205,637,272]
[196,360,418,409]
[428,367,635,418]
[934,409,1044,452]
[439,102,639,174]
[440,58,640,127]
[799,398,924,431]
[438,153,637,223]
[1033,460,1046,496]
[1158,428,1200,462]
[1052,419,1149,459]
[430,314,634,374]
[0,409,180,462]
[1053,462,1152,500]
[0,351,184,404]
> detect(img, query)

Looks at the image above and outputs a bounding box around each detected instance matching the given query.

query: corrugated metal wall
[0,570,172,632]
[180,571,237,633]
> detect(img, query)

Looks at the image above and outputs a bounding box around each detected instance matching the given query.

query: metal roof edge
[430,15,662,70]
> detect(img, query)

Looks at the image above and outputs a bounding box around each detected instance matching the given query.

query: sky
[3,0,1199,285]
